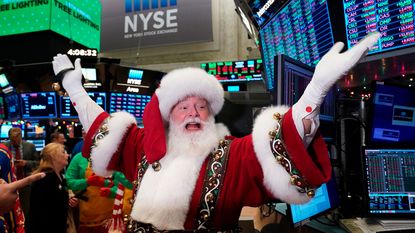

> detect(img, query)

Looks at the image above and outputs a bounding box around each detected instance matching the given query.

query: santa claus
[52,32,380,232]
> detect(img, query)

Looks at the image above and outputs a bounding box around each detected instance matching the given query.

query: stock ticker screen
[247,0,290,28]
[200,59,263,82]
[60,92,107,118]
[259,0,334,90]
[364,148,415,215]
[344,0,415,54]
[109,93,151,121]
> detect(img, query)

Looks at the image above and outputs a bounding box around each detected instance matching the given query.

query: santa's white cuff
[90,112,137,176]
[292,100,320,147]
[252,106,311,204]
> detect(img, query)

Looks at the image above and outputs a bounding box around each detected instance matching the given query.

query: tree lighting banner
[99,0,213,51]
[51,0,101,50]
[0,0,101,50]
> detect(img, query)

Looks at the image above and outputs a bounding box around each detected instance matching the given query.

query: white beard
[166,116,219,158]
[131,116,221,230]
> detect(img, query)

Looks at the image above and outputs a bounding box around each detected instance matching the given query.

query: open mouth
[185,122,201,130]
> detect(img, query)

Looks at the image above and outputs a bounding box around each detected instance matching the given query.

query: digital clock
[67,49,98,57]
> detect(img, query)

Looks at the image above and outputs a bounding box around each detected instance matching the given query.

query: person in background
[50,131,66,145]
[0,143,25,233]
[0,173,45,217]
[52,32,380,231]
[2,127,39,220]
[66,152,115,233]
[26,143,78,233]
[71,129,85,158]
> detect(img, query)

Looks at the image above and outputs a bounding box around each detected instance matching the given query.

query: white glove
[52,54,85,97]
[292,31,380,144]
[301,31,381,107]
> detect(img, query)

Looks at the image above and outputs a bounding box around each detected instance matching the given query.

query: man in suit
[3,127,39,219]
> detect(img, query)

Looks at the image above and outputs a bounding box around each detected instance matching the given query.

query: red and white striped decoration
[107,183,125,233]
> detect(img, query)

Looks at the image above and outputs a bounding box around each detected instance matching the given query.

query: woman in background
[26,143,78,233]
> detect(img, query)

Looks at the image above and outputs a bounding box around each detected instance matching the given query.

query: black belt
[127,220,241,233]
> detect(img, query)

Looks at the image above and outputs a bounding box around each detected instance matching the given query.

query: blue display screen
[275,54,335,121]
[259,0,334,90]
[227,85,241,92]
[289,177,339,225]
[60,92,107,118]
[0,123,25,139]
[109,92,151,121]
[0,73,9,88]
[0,124,12,139]
[5,94,20,120]
[20,92,57,119]
[370,82,415,144]
[343,0,415,54]
[247,0,289,28]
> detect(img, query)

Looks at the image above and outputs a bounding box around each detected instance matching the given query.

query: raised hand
[313,32,380,90]
[307,31,381,104]
[52,54,84,97]
[292,32,381,140]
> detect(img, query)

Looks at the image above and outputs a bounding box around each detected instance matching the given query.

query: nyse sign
[125,9,177,32]
[100,0,213,51]
[124,0,178,38]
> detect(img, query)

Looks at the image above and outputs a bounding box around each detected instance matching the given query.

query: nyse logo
[125,0,177,12]
[127,78,142,85]
[124,0,178,37]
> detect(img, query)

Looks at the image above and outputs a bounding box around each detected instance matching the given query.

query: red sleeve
[82,112,110,159]
[107,126,145,182]
[281,108,332,186]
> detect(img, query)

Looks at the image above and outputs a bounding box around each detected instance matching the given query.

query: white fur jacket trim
[90,111,137,177]
[252,106,311,204]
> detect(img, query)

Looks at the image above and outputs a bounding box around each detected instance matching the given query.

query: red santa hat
[143,67,224,167]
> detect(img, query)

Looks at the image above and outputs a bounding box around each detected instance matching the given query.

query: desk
[340,218,415,233]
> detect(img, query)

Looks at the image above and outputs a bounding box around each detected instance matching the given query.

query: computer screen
[259,0,334,90]
[274,54,335,121]
[369,81,415,144]
[5,94,21,120]
[221,82,248,92]
[20,92,57,119]
[81,68,97,81]
[25,121,46,139]
[109,92,151,122]
[113,66,165,95]
[0,73,10,88]
[26,139,46,152]
[343,0,415,55]
[200,59,263,82]
[287,177,339,226]
[60,92,107,118]
[0,124,12,139]
[363,147,415,217]
[247,0,289,28]
[0,122,25,139]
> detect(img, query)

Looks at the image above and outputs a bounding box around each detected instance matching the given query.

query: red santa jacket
[82,106,331,230]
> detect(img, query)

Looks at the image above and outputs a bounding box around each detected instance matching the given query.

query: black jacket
[26,170,69,233]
